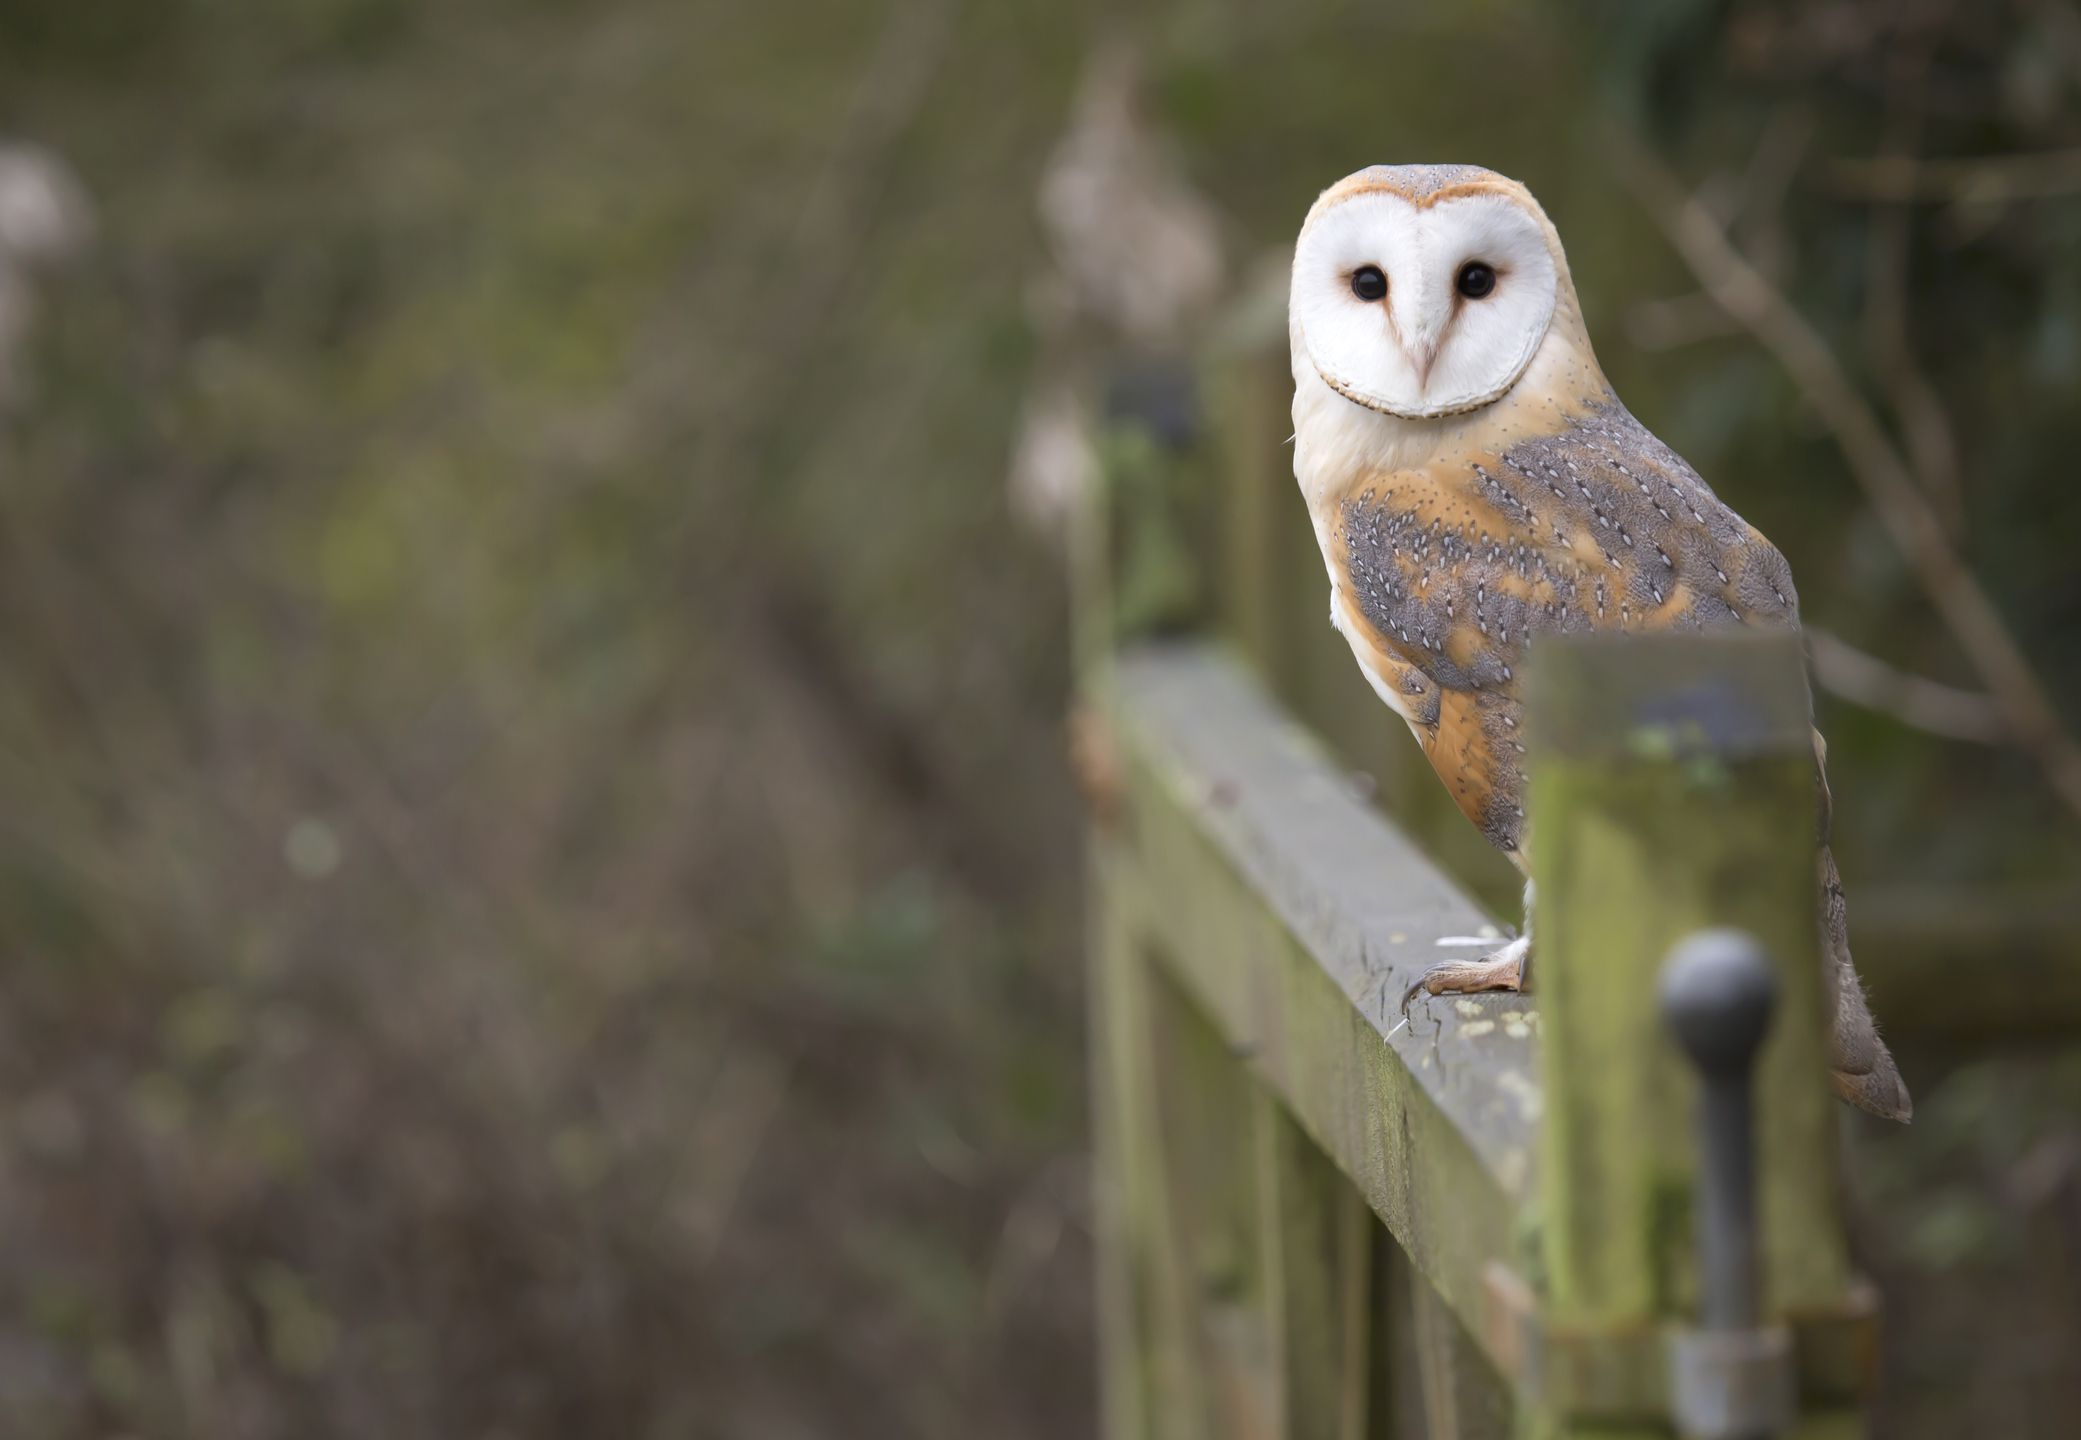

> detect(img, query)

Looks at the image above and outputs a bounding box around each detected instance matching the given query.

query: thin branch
[1615,131,2081,822]
[1864,217,1965,534]
[1821,147,2081,203]
[652,0,962,534]
[1807,628,2007,745]
[744,575,1031,911]
[1861,46,1965,535]
[1622,290,1742,351]
[1732,106,1814,280]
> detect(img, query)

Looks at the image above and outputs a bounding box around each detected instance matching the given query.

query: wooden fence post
[1526,632,1869,1439]
[1081,344,1878,1435]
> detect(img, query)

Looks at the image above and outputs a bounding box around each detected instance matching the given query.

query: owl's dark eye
[1350,265,1387,302]
[1456,261,1497,299]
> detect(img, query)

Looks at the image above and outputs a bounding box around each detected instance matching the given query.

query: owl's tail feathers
[1826,971,1912,1122]
[1821,844,1913,1122]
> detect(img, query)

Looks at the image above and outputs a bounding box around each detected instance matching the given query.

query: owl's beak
[1405,336,1439,389]
[1396,304,1442,390]
[1387,287,1445,392]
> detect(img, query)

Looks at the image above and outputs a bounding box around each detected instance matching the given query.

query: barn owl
[1288,164,1910,1120]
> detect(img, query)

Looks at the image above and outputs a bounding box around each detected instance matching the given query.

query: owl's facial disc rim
[1292,186,1561,420]
[1299,279,1555,420]
[1314,364,1528,421]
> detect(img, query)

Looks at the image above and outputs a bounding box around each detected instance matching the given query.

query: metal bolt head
[1660,929,1778,1078]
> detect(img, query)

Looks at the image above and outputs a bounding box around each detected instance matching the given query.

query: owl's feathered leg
[1403,882,1533,1014]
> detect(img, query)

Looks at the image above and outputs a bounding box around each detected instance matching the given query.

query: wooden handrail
[1092,639,1524,1437]
[1084,309,1875,1438]
[1089,636,1875,1437]
[1107,640,1537,1337]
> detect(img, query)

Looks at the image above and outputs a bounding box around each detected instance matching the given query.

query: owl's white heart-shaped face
[1291,183,1559,419]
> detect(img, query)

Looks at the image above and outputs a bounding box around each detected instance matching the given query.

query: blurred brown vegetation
[0,1,1092,1435]
[1,0,2079,1436]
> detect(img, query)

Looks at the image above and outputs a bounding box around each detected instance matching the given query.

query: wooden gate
[1078,330,1878,1439]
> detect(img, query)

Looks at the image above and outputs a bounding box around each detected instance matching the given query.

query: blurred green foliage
[1,0,1095,1435]
[1,0,2079,1437]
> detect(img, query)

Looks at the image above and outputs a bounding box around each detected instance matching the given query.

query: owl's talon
[1400,934,1530,1018]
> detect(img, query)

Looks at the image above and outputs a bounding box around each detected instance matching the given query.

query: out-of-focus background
[2,0,2079,1436]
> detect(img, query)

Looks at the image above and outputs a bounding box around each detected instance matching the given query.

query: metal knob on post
[1659,929,1796,1440]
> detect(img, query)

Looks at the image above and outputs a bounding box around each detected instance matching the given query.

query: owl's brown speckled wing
[1327,394,1800,862]
[1329,394,1911,1116]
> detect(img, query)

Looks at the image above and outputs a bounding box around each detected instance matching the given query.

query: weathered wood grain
[1528,631,1863,1439]
[1103,642,1539,1381]
[1092,636,1876,1438]
[1088,335,1884,1434]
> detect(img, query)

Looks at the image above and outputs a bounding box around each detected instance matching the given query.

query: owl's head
[1290,164,1580,420]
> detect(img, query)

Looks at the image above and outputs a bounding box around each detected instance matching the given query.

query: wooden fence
[1077,326,1884,1437]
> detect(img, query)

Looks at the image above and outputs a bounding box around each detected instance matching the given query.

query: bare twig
[1822,146,2081,203]
[1861,49,1966,534]
[1622,290,1742,351]
[1732,106,1814,280]
[744,576,1031,910]
[1865,229,1965,532]
[650,0,962,531]
[1807,628,2006,744]
[1615,131,2081,821]
[1622,109,1808,354]
[687,1040,794,1267]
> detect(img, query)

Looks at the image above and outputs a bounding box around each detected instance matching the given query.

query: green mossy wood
[1084,407,1875,1435]
[1527,632,1865,1438]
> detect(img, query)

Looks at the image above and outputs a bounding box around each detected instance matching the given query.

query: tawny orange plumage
[1289,163,1908,1120]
